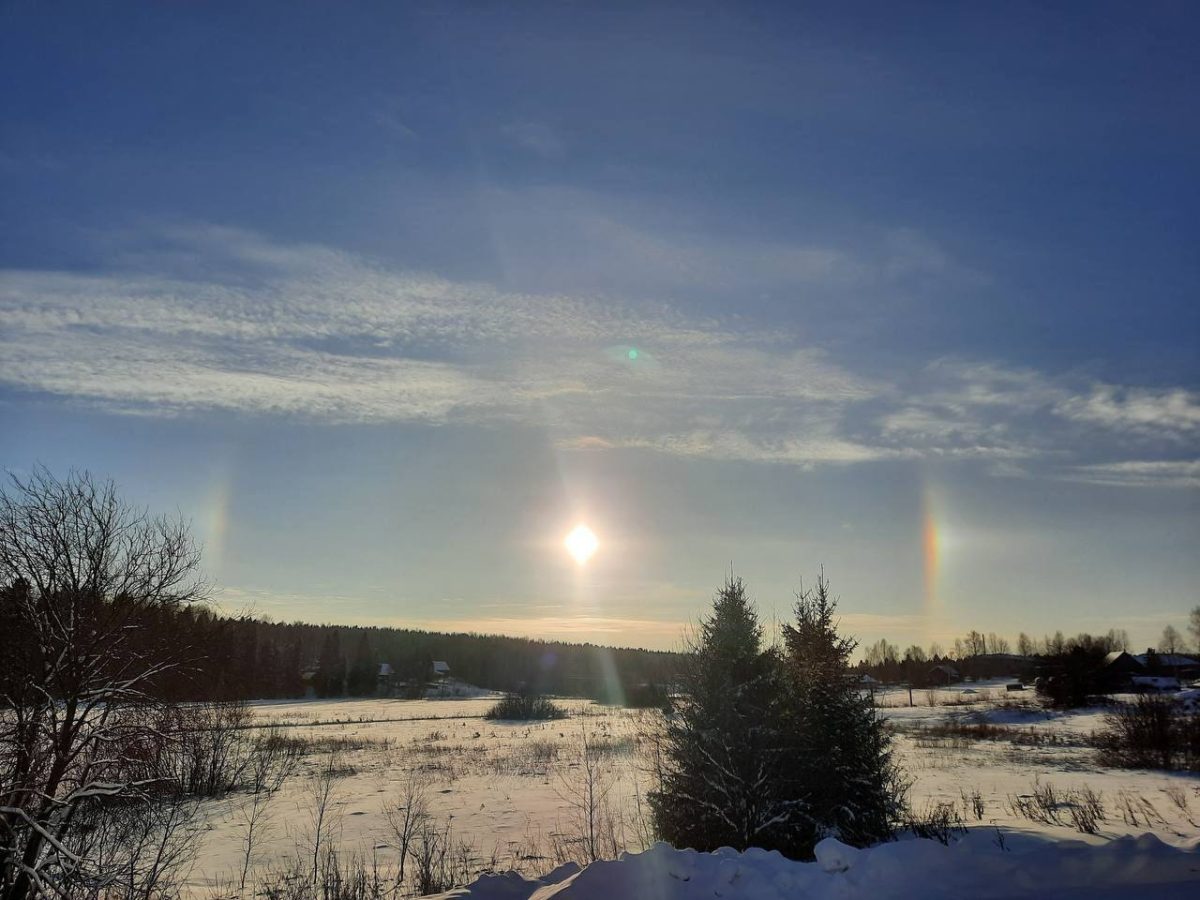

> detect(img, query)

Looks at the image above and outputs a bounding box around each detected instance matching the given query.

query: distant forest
[125,602,685,703]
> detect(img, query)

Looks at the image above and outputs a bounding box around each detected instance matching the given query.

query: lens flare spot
[627,348,639,360]
[565,524,599,565]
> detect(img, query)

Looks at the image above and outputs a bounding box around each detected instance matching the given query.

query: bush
[908,801,965,845]
[623,682,669,709]
[1033,647,1103,708]
[1098,694,1200,771]
[485,693,568,721]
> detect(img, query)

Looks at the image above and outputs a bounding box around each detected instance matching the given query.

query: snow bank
[434,832,1200,899]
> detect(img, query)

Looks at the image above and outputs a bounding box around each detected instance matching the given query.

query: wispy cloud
[1068,459,1200,488]
[500,121,566,158]
[0,225,1194,483]
[0,226,879,454]
[1057,386,1200,436]
[869,359,1200,468]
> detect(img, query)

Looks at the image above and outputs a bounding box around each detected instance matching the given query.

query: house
[1100,651,1144,691]
[1132,652,1200,681]
[1103,651,1142,672]
[377,662,399,697]
[926,664,960,687]
[432,660,451,681]
[300,664,319,699]
[1102,650,1200,690]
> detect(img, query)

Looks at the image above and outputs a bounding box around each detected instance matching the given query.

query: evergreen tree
[316,629,344,697]
[780,574,905,855]
[281,634,305,697]
[648,576,794,852]
[258,638,281,698]
[348,631,377,695]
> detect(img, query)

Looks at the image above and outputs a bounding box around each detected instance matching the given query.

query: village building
[926,664,960,686]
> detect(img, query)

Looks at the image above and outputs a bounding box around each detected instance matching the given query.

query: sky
[1,1,1197,653]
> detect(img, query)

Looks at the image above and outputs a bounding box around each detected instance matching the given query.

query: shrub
[1098,694,1200,771]
[623,682,669,709]
[1033,647,1103,708]
[485,693,568,721]
[908,801,965,845]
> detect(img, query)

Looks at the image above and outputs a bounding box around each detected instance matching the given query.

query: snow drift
[434,832,1200,899]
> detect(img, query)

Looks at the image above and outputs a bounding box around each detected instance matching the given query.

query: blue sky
[1,1,1197,651]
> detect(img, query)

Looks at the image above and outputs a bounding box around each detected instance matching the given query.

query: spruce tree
[348,631,377,695]
[780,573,905,855]
[649,576,795,851]
[316,629,344,697]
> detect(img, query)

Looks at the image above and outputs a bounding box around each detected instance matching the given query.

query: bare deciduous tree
[1159,624,1185,655]
[0,468,205,899]
[303,753,344,885]
[554,721,620,865]
[236,728,300,895]
[382,770,429,886]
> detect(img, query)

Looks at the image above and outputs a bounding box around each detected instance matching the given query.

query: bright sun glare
[564,524,599,565]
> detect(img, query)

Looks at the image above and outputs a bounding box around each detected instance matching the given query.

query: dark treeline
[129,603,684,703]
[855,628,1150,686]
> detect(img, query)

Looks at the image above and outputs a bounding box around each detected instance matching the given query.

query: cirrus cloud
[0,225,1195,484]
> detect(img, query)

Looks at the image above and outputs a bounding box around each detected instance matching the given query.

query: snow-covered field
[187,680,1200,896]
[875,680,1200,846]
[189,692,656,895]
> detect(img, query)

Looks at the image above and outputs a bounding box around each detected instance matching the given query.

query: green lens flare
[628,348,639,360]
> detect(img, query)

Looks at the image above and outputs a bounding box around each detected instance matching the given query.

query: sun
[564,524,599,565]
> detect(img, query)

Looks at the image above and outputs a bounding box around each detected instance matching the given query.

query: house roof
[1103,651,1138,667]
[432,660,450,673]
[1133,653,1198,668]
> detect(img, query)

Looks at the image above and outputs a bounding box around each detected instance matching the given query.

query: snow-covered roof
[432,660,450,674]
[379,662,394,676]
[1132,653,1197,668]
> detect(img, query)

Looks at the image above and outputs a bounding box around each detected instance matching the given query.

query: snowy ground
[875,679,1200,846]
[431,834,1200,899]
[188,692,656,895]
[186,679,1200,896]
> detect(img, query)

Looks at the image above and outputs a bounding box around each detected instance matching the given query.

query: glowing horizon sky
[1,2,1197,654]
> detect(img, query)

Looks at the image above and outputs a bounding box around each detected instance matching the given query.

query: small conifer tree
[648,576,795,851]
[649,571,905,858]
[780,573,906,854]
